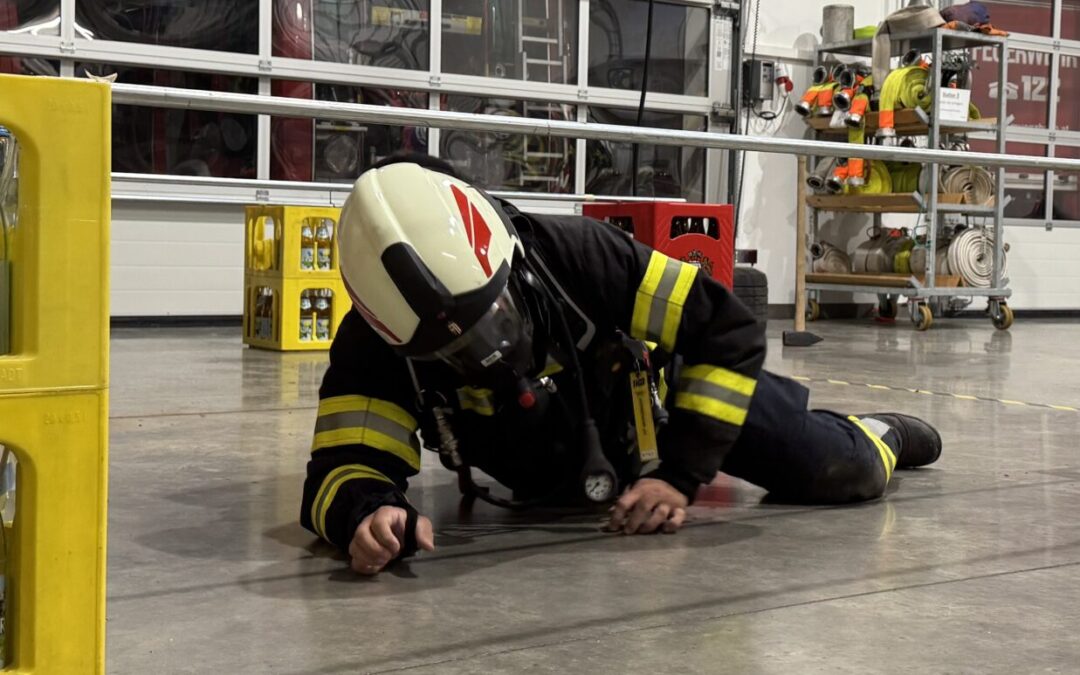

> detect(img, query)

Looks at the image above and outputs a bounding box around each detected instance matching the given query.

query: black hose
[631,0,656,197]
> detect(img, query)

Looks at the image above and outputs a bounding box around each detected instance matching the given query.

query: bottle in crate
[315,290,332,341]
[316,219,334,271]
[300,223,316,271]
[299,290,314,341]
[254,287,274,340]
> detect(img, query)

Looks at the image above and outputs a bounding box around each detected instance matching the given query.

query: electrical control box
[742,59,776,103]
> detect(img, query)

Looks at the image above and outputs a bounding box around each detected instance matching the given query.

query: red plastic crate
[583,202,735,288]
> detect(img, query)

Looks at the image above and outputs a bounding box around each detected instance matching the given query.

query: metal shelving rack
[802,28,1012,331]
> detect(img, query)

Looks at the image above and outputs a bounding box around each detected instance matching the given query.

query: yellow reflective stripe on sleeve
[311,464,394,541]
[680,364,757,397]
[631,252,668,341]
[674,364,757,427]
[312,394,421,469]
[630,252,700,352]
[317,395,417,429]
[312,428,421,469]
[661,263,698,351]
[848,416,897,482]
[675,391,750,426]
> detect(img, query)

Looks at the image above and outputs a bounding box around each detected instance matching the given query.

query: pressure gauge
[583,472,616,503]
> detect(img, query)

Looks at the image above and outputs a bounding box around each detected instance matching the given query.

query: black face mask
[431,285,535,390]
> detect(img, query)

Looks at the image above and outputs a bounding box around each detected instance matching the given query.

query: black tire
[733,266,769,325]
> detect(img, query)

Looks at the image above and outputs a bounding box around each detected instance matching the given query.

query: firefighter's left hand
[607,478,689,534]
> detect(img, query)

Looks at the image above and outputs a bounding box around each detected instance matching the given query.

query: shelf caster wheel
[991,302,1014,331]
[807,299,821,322]
[910,303,933,331]
[878,295,898,319]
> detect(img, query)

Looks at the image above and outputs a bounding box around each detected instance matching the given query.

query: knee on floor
[809,454,889,503]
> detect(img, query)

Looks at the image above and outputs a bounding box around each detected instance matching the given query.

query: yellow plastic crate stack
[243,205,350,351]
[0,75,110,674]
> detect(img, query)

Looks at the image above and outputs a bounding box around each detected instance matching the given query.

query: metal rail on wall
[110,83,1080,174]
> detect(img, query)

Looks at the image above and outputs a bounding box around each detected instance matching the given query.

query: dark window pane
[272,84,428,182]
[1064,0,1080,41]
[78,64,258,178]
[589,0,708,96]
[75,1,258,53]
[274,0,430,70]
[442,0,578,84]
[971,140,1048,219]
[0,57,59,77]
[971,47,1052,130]
[1056,52,1079,133]
[979,1,1052,37]
[0,0,59,33]
[1053,145,1079,222]
[586,108,705,202]
[440,96,575,192]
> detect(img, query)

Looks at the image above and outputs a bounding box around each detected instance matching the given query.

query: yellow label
[630,372,659,463]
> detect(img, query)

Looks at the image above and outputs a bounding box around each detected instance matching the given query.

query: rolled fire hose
[852,231,914,274]
[810,241,852,274]
[940,166,995,205]
[807,156,837,190]
[849,160,893,194]
[886,162,923,193]
[909,245,951,277]
[872,6,945,95]
[878,63,932,137]
[948,228,1008,288]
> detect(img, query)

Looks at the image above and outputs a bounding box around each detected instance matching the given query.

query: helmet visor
[433,286,533,380]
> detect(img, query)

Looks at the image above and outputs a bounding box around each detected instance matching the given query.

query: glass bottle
[300,222,315,271]
[315,291,332,341]
[316,219,333,271]
[299,290,314,341]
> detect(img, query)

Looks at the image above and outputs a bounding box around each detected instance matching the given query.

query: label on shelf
[938,88,971,123]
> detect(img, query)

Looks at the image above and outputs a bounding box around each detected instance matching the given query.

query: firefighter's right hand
[349,506,435,576]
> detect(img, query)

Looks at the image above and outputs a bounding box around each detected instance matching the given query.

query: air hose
[948,228,1008,288]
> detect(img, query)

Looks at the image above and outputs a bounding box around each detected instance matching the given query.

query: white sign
[938,88,972,123]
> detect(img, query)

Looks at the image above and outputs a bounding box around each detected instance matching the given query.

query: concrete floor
[107,319,1080,674]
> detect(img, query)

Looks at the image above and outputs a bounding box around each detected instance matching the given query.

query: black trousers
[717,370,893,504]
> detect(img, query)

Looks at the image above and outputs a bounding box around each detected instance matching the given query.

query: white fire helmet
[338,162,532,375]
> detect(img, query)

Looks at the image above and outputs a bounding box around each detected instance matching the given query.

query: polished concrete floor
[107,319,1080,674]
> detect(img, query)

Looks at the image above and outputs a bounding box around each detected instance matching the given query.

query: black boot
[862,413,942,468]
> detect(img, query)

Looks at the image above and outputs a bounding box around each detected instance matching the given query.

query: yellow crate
[0,75,110,673]
[243,272,350,351]
[245,205,343,280]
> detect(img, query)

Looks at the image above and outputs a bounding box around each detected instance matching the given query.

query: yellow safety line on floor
[792,376,1080,413]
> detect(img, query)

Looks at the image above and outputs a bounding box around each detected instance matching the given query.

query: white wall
[112,202,246,316]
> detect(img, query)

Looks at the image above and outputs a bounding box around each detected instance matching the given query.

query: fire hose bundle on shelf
[940,166,995,205]
[877,57,932,139]
[947,227,1008,288]
[795,65,846,118]
[810,241,852,274]
[851,229,914,274]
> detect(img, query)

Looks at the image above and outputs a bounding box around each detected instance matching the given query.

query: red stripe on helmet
[450,184,494,278]
[341,274,402,343]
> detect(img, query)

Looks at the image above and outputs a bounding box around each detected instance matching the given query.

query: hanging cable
[631,0,657,197]
[734,0,762,236]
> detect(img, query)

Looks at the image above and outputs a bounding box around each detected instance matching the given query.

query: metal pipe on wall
[111,83,1080,174]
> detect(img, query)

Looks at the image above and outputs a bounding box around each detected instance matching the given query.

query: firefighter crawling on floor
[299,154,942,576]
